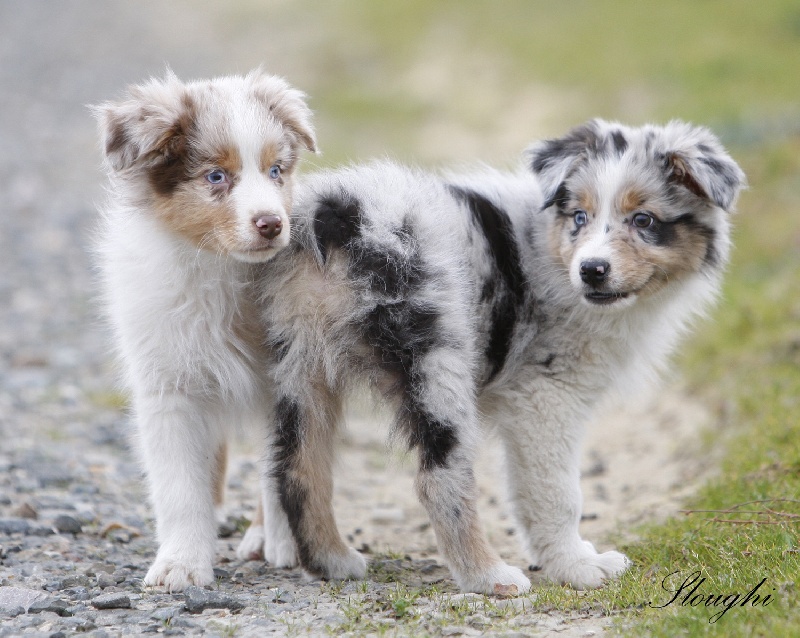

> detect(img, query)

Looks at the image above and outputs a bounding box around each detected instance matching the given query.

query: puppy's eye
[573,210,588,227]
[206,169,228,185]
[632,212,654,228]
[269,165,281,180]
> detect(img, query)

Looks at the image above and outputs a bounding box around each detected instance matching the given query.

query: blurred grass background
[3,0,798,635]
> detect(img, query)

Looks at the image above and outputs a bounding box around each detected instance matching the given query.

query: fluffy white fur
[93,70,315,592]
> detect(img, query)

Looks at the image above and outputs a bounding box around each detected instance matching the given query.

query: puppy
[253,120,744,593]
[93,70,316,592]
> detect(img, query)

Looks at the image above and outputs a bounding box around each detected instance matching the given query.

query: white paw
[264,535,299,568]
[144,554,214,593]
[236,524,265,561]
[317,547,368,580]
[455,562,532,595]
[541,540,630,589]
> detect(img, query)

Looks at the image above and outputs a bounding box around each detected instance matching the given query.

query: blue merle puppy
[244,120,744,594]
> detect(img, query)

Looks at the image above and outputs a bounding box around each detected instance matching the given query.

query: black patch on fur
[351,244,425,298]
[365,302,439,377]
[538,353,557,368]
[313,194,363,264]
[271,397,323,575]
[542,181,571,211]
[611,130,628,155]
[448,186,526,382]
[402,402,458,471]
[530,121,604,175]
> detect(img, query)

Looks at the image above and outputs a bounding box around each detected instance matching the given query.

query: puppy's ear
[248,70,318,154]
[657,121,746,211]
[91,71,191,172]
[525,120,604,208]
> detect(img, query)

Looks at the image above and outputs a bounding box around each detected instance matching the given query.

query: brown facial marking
[152,186,238,252]
[211,145,243,177]
[577,190,596,214]
[147,96,197,196]
[619,188,647,215]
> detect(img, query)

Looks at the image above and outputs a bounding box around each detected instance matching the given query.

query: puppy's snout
[580,260,610,287]
[253,214,283,239]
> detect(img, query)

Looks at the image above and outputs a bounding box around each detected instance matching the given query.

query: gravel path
[0,3,713,636]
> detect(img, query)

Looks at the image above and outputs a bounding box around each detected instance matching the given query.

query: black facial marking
[542,181,570,211]
[448,186,526,382]
[611,130,628,155]
[637,213,718,264]
[530,122,603,173]
[312,193,363,264]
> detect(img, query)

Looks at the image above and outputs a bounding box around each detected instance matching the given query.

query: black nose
[580,260,610,286]
[254,214,282,239]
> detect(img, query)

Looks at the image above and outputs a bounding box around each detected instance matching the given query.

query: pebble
[53,515,82,535]
[91,592,131,609]
[183,586,245,613]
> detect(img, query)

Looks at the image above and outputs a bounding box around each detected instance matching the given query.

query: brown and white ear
[524,119,605,208]
[658,121,746,211]
[91,70,190,172]
[248,70,318,154]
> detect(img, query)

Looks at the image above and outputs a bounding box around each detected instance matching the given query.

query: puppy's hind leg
[405,349,531,595]
[272,391,366,580]
[236,427,298,568]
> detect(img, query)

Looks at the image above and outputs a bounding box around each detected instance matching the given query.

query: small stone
[28,595,72,616]
[0,585,47,616]
[183,585,244,613]
[58,575,91,589]
[91,592,131,609]
[95,572,116,589]
[150,606,182,622]
[53,514,82,535]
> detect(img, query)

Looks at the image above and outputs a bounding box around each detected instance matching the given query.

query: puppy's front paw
[264,534,299,568]
[144,554,214,593]
[315,547,367,580]
[236,524,266,561]
[541,540,630,589]
[455,562,532,595]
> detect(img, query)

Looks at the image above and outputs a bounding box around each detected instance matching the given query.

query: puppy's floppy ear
[657,121,746,211]
[248,70,318,154]
[91,70,191,172]
[525,119,604,208]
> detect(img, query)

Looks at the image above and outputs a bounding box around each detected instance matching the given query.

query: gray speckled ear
[657,121,746,211]
[524,119,604,208]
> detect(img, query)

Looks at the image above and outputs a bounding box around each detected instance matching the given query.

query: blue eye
[573,210,588,227]
[206,169,227,185]
[269,165,281,180]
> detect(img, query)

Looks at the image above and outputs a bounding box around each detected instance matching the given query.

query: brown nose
[254,214,282,239]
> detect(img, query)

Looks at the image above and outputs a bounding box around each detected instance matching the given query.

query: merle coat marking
[252,119,744,592]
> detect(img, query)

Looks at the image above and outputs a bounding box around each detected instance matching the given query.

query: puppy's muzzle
[579,260,610,288]
[254,214,283,239]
